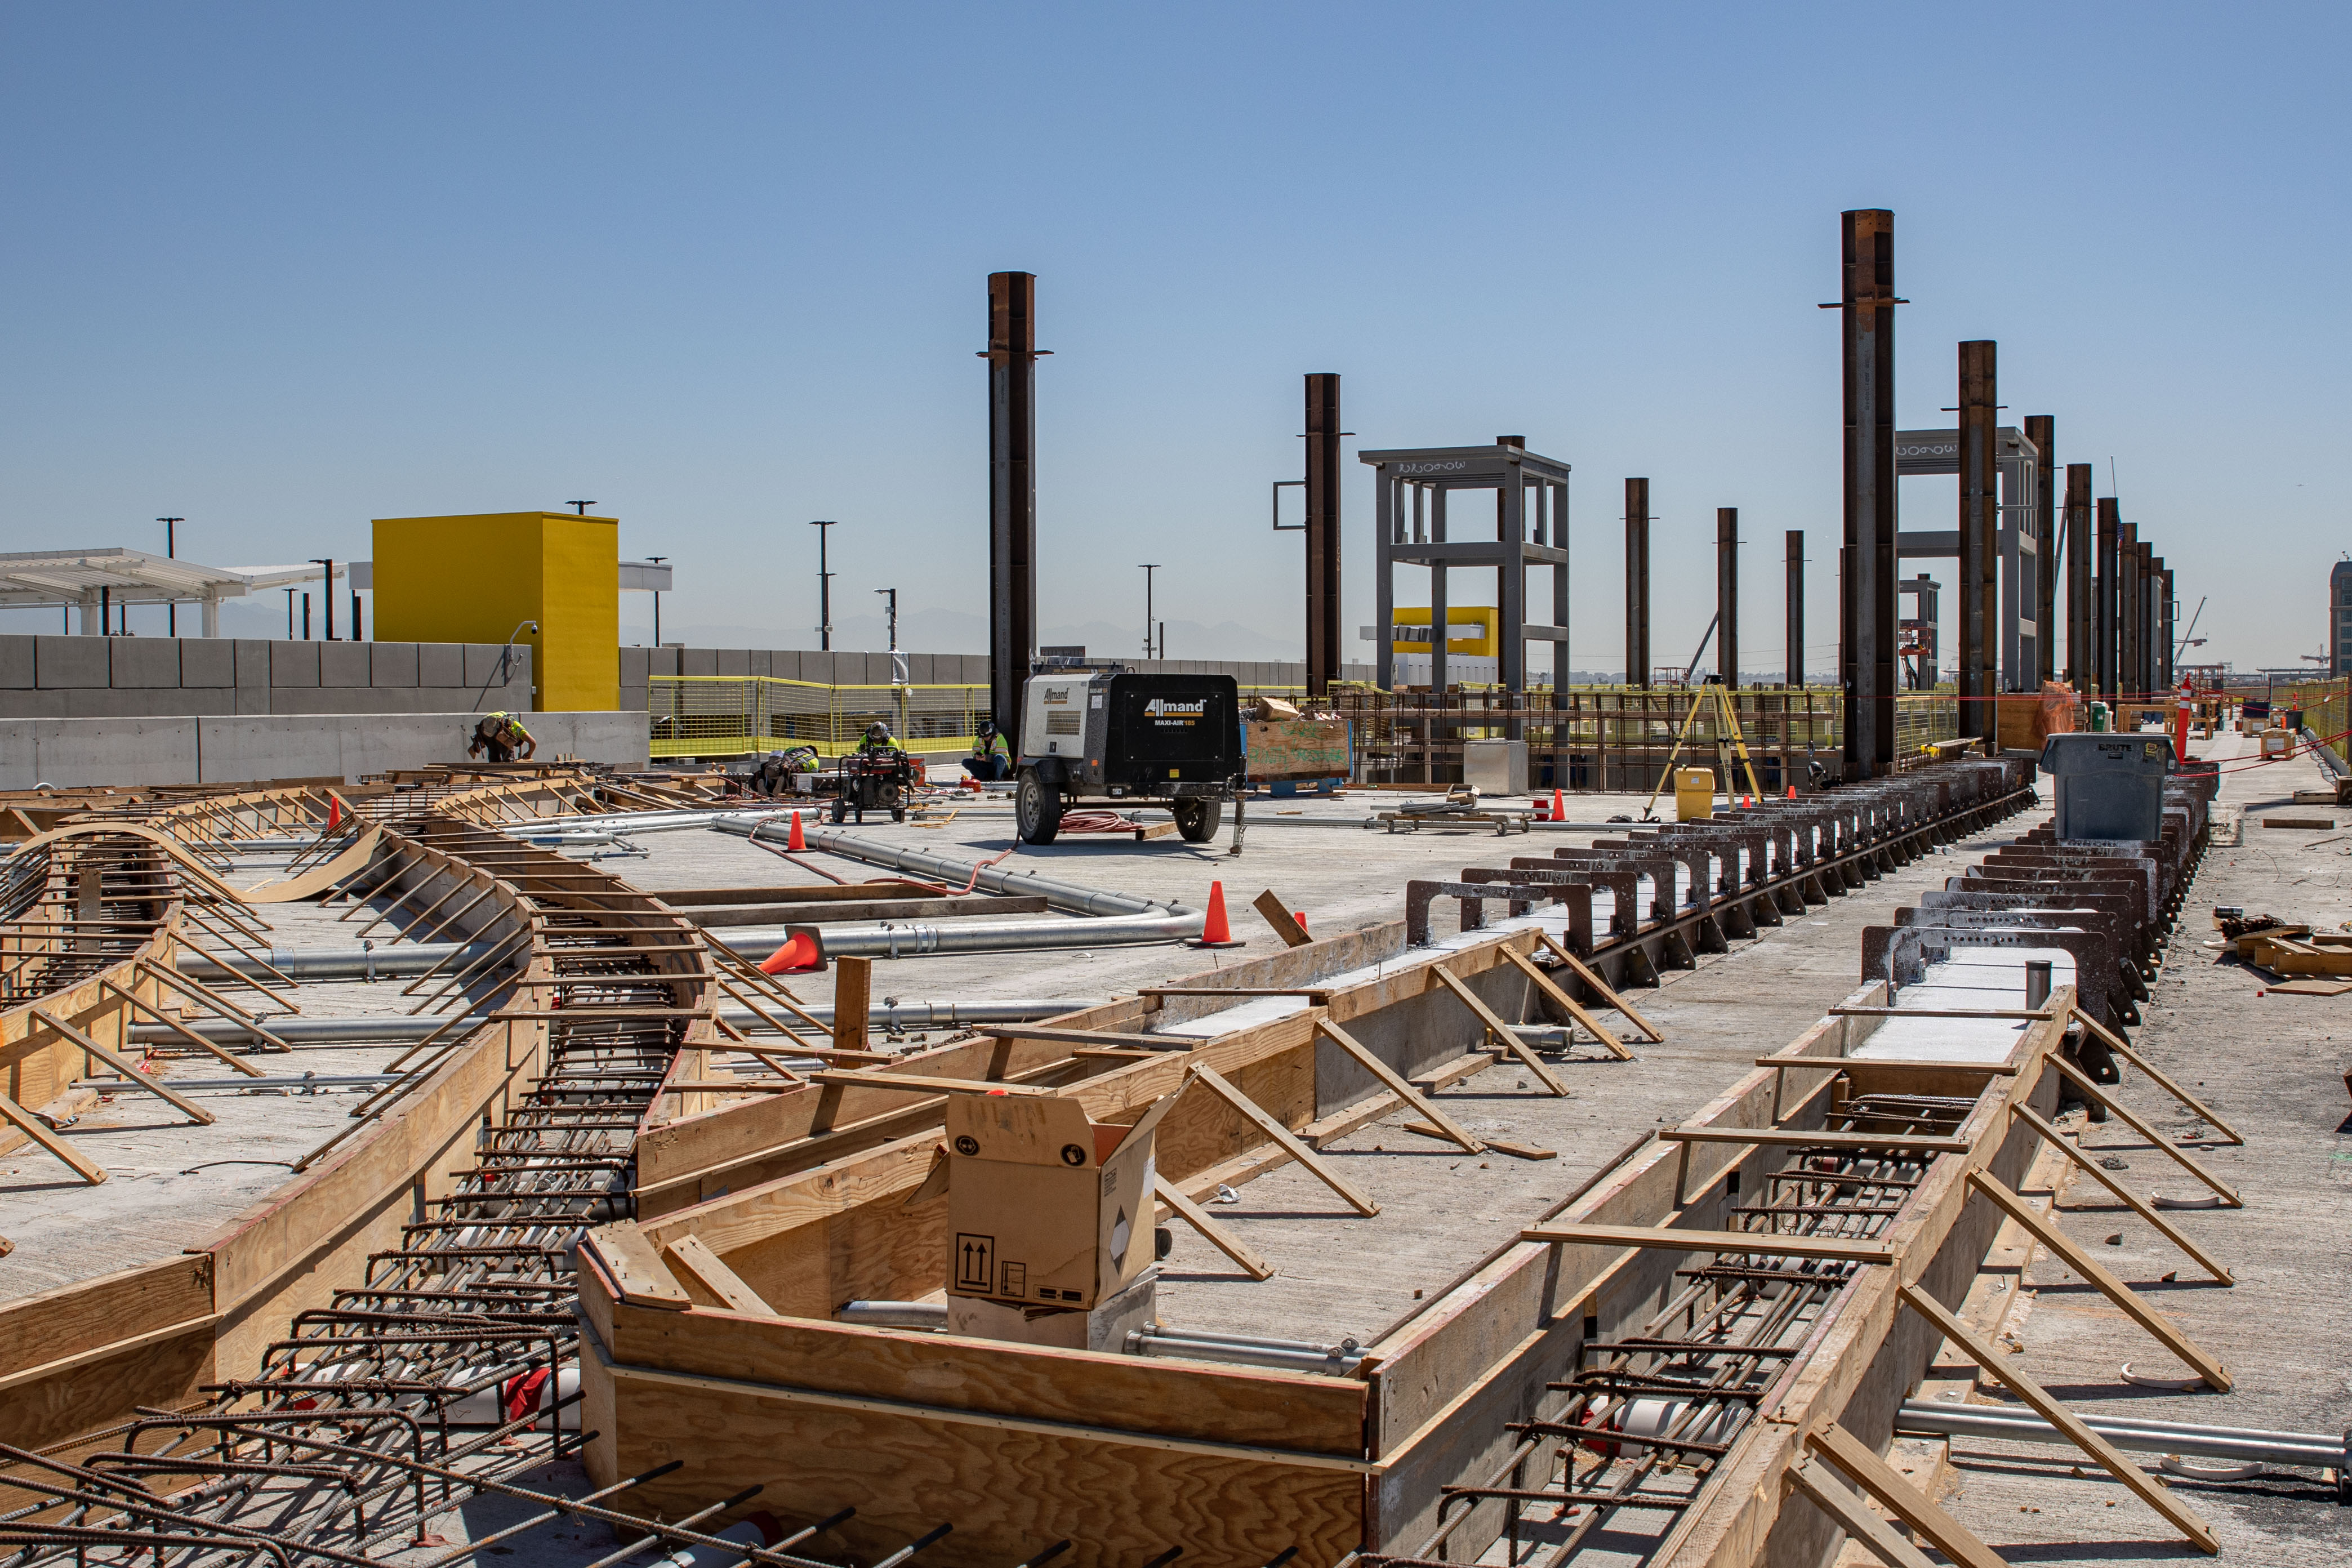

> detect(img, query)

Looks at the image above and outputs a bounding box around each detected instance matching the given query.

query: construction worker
[467,711,535,764]
[968,718,1010,782]
[859,721,904,759]
[749,747,817,798]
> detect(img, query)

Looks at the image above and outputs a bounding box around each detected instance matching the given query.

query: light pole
[309,559,336,639]
[159,517,182,636]
[1139,564,1161,661]
[645,556,668,645]
[876,587,903,734]
[809,522,838,650]
[566,501,596,515]
[284,587,297,640]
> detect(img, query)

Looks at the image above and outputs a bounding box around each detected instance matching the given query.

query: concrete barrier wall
[0,711,648,789]
[0,635,531,719]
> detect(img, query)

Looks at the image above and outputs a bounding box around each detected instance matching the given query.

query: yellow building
[1387,605,1499,657]
[372,512,619,712]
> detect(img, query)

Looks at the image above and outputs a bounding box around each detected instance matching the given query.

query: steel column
[1785,530,1805,688]
[2026,415,2055,684]
[1304,373,1343,697]
[986,271,1038,754]
[1716,507,1739,685]
[2119,524,2141,706]
[2160,564,2176,690]
[2065,464,2093,689]
[1625,479,1651,686]
[1840,210,1898,777]
[1958,340,1998,742]
[2095,497,2119,701]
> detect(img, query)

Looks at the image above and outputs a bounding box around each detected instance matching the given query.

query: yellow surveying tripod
[1639,679,1766,822]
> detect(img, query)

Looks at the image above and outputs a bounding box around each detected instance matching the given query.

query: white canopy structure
[0,549,345,636]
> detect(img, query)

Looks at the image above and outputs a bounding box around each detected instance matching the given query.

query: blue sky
[3,3,2343,674]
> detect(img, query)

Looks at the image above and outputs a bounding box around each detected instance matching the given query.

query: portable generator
[1014,671,1245,849]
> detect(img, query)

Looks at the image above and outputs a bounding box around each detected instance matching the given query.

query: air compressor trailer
[1014,671,1246,850]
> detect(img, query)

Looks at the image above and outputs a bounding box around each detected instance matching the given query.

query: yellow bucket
[1674,767,1718,822]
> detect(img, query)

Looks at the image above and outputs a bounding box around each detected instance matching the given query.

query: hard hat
[768,750,785,761]
[867,721,891,738]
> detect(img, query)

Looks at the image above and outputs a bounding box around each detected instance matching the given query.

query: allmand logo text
[1143,698,1206,716]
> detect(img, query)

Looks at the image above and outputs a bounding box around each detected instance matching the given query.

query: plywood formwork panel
[0,1255,217,1451]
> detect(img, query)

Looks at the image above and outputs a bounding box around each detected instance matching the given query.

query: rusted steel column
[1958,340,1998,742]
[1625,478,1651,685]
[1717,507,1739,685]
[2026,415,2056,685]
[2065,464,2093,688]
[1304,373,1343,697]
[2096,497,2119,701]
[1839,210,1898,777]
[2119,523,2141,705]
[987,271,1037,754]
[2159,563,2176,691]
[1786,530,1805,688]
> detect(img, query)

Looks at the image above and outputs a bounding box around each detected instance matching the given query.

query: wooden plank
[1896,1282,2217,1553]
[1401,1122,1554,1160]
[135,960,293,1051]
[1498,945,1631,1059]
[1139,987,1335,1001]
[972,1024,1192,1052]
[1660,1126,1971,1154]
[1186,1063,1377,1216]
[663,1235,778,1315]
[1251,889,1313,948]
[1155,1175,1273,1280]
[1535,930,1664,1041]
[2010,1102,2233,1284]
[834,955,871,1054]
[0,1086,106,1183]
[584,1222,693,1311]
[1312,1018,1483,1154]
[803,1071,1059,1097]
[1967,1170,2230,1391]
[1760,1054,2018,1076]
[1804,1422,2011,1568]
[1783,1458,1939,1568]
[1520,1223,1897,1264]
[2048,1056,2241,1206]
[30,1006,213,1125]
[99,978,264,1076]
[2072,1010,2244,1144]
[1427,964,1569,1096]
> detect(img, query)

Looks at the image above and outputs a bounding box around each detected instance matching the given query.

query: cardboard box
[941,1086,1186,1310]
[1244,717,1351,780]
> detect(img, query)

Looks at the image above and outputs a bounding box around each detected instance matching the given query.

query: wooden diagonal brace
[1499,945,1633,1059]
[1803,1423,2010,1568]
[1154,1175,1272,1280]
[1429,965,1569,1095]
[1187,1063,1377,1216]
[0,1088,106,1183]
[2010,1102,2232,1283]
[1536,930,1664,1041]
[1896,1282,2218,1553]
[2050,1055,2241,1206]
[1312,1017,1484,1154]
[135,960,293,1052]
[98,978,264,1077]
[1250,889,1312,948]
[30,1006,213,1126]
[2072,1010,2243,1145]
[1966,1170,2229,1390]
[1783,1458,1940,1568]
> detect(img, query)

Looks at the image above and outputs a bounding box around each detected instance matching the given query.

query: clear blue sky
[3,3,2343,674]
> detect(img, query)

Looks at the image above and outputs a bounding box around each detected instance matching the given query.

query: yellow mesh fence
[649,678,992,760]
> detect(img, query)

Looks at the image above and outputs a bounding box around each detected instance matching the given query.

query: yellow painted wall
[372,513,619,712]
[1389,605,1499,657]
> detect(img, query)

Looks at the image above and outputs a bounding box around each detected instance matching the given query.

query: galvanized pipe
[1126,1329,1364,1377]
[838,1301,949,1330]
[1895,1400,2343,1468]
[714,911,1200,959]
[711,819,1191,917]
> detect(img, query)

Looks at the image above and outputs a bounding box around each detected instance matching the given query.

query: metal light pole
[566,501,596,515]
[810,522,838,650]
[284,587,296,640]
[309,559,336,639]
[159,517,182,635]
[645,556,668,645]
[877,587,904,735]
[1139,564,1161,662]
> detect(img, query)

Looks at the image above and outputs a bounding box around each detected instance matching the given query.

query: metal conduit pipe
[180,941,492,983]
[838,1301,950,1330]
[133,998,1103,1048]
[714,910,1201,959]
[711,819,1189,917]
[1896,1400,2346,1468]
[1126,1328,1365,1377]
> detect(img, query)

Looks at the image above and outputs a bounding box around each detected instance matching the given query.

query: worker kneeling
[468,711,536,764]
[750,746,818,798]
[968,718,1011,782]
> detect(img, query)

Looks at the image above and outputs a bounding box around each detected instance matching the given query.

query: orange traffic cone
[1190,881,1245,947]
[326,794,344,829]
[787,810,806,852]
[1551,787,1566,822]
[759,932,823,974]
[1293,911,1309,937]
[1785,785,1797,800]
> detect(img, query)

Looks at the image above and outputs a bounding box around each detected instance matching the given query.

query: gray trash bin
[2039,733,2171,841]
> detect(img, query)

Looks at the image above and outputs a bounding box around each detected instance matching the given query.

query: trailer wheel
[1173,799,1224,843]
[828,798,848,825]
[1016,772,1063,844]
